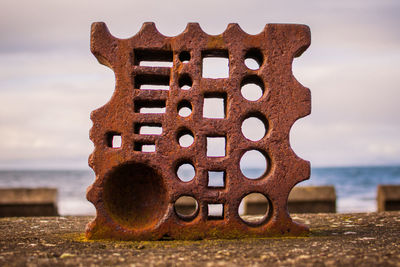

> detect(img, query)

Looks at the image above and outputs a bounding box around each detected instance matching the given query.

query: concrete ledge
[0,212,399,266]
[0,188,58,217]
[377,185,400,212]
[243,186,336,215]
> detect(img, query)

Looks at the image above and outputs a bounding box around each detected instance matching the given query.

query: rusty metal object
[86,22,311,240]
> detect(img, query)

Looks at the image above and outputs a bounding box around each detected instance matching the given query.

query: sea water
[0,166,399,215]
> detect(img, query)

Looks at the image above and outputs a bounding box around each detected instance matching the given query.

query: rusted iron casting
[86,22,311,240]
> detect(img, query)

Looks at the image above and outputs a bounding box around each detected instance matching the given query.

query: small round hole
[240,150,267,179]
[244,48,263,70]
[178,130,194,147]
[240,75,264,101]
[178,107,192,117]
[178,100,192,117]
[239,193,270,225]
[176,162,195,182]
[179,51,191,63]
[244,58,259,70]
[174,196,198,219]
[179,74,192,90]
[241,116,267,141]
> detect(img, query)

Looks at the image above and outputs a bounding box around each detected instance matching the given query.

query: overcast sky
[0,0,399,169]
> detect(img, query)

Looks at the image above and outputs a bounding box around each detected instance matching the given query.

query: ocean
[0,166,399,215]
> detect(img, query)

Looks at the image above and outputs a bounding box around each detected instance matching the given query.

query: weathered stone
[0,188,58,217]
[377,185,400,212]
[86,22,311,240]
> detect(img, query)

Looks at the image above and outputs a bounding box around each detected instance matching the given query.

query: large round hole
[240,75,264,101]
[176,162,196,182]
[178,100,192,117]
[240,150,267,179]
[244,48,263,70]
[239,193,270,225]
[179,51,191,63]
[178,129,194,147]
[174,196,198,219]
[103,162,167,229]
[179,74,192,90]
[241,116,267,141]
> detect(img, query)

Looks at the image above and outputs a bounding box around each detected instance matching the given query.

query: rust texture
[86,22,311,240]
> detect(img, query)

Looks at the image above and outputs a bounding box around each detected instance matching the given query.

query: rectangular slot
[134,100,166,113]
[202,50,229,78]
[106,132,121,148]
[140,61,173,67]
[208,171,225,188]
[134,142,156,153]
[208,204,224,219]
[134,123,162,135]
[206,136,226,157]
[134,74,170,90]
[203,92,226,119]
[133,49,173,67]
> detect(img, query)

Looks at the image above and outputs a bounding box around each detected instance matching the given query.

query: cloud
[0,0,399,168]
[0,51,114,168]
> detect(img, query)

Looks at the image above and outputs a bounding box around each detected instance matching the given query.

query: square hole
[202,50,229,78]
[142,144,156,152]
[106,132,121,148]
[203,93,226,119]
[134,123,162,135]
[208,171,225,187]
[206,137,226,157]
[134,142,156,153]
[208,204,224,219]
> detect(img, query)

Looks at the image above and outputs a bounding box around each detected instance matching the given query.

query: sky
[0,0,399,169]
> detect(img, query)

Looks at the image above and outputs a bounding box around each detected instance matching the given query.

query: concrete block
[288,186,336,213]
[0,188,58,217]
[243,186,336,215]
[377,185,400,212]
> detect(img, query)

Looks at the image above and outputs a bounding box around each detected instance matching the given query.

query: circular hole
[176,162,196,182]
[174,196,198,219]
[103,162,167,229]
[244,58,259,70]
[177,100,192,117]
[244,48,263,70]
[179,74,192,90]
[178,130,194,147]
[240,75,264,101]
[239,193,270,225]
[178,107,192,117]
[240,150,267,179]
[179,51,191,63]
[241,116,267,141]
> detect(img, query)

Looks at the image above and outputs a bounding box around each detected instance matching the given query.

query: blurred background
[0,0,399,215]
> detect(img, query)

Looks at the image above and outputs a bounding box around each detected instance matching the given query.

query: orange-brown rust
[86,22,311,240]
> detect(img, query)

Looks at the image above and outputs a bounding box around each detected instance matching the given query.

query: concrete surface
[1,212,400,266]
